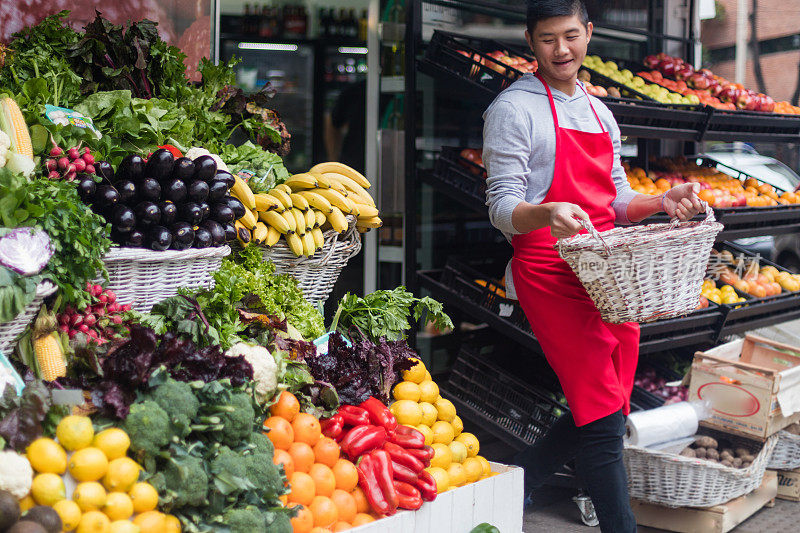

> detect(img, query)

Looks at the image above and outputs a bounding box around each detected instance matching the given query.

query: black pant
[513,409,636,533]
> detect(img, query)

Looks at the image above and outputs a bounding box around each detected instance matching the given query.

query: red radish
[58,314,69,325]
[95,307,106,317]
[45,159,57,171]
[87,329,98,339]
[85,165,96,174]
[104,327,116,337]
[105,290,116,304]
[66,163,76,174]
[93,284,103,297]
[122,304,132,312]
[106,303,118,314]
[68,147,80,160]
[83,147,91,155]
[48,171,60,180]
[85,282,93,293]
[83,153,95,165]
[59,324,69,333]
[84,314,97,327]
[111,315,123,325]
[65,170,77,181]
[73,158,86,172]
[50,146,63,157]
[58,157,69,169]
[66,305,75,315]
[71,315,83,327]
[79,324,90,333]
[68,330,77,339]
[99,294,108,304]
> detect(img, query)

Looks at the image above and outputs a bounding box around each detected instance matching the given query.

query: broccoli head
[217,392,256,446]
[245,453,285,500]
[248,432,274,458]
[146,377,200,437]
[210,446,249,496]
[223,507,266,533]
[124,400,171,456]
[164,454,209,508]
[264,510,292,533]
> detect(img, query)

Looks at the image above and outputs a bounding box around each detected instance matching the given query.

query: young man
[482,1,704,531]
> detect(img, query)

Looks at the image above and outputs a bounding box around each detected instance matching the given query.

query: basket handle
[668,201,716,228]
[557,217,612,256]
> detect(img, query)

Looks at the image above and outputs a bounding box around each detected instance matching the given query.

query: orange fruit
[310,529,333,533]
[273,449,295,480]
[289,472,316,506]
[313,437,340,468]
[293,413,322,446]
[332,522,351,531]
[310,495,339,528]
[280,494,288,506]
[352,513,375,526]
[289,504,314,533]
[309,463,336,497]
[351,487,369,514]
[290,442,316,473]
[331,489,357,523]
[332,459,358,492]
[270,391,301,422]
[263,416,294,450]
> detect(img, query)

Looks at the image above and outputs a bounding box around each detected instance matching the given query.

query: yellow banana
[231,175,256,209]
[269,188,293,209]
[265,225,280,246]
[355,204,380,218]
[327,206,349,233]
[254,193,285,212]
[310,162,371,188]
[291,208,306,235]
[304,208,316,231]
[322,172,376,206]
[234,220,252,245]
[290,193,310,212]
[285,233,304,256]
[281,209,297,233]
[309,172,333,189]
[311,227,324,249]
[259,210,291,234]
[275,183,292,194]
[315,210,326,228]
[285,173,318,190]
[356,216,383,229]
[314,188,355,214]
[297,190,333,213]
[238,207,258,230]
[302,232,316,256]
[252,221,269,244]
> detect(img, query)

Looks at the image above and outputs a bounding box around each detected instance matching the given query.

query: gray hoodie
[482,74,637,298]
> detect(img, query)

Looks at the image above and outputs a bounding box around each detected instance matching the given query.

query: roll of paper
[625,402,701,448]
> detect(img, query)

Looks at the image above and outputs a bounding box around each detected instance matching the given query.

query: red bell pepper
[357,454,393,515]
[340,425,387,459]
[321,414,344,440]
[360,397,398,433]
[338,405,371,426]
[415,469,438,502]
[389,425,426,449]
[384,441,426,473]
[369,449,399,514]
[390,460,419,484]
[408,446,434,467]
[158,144,183,158]
[394,480,423,510]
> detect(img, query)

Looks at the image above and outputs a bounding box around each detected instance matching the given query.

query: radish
[45,159,57,172]
[99,294,108,304]
[73,158,86,172]
[58,157,69,170]
[95,307,106,317]
[71,315,83,327]
[83,153,95,165]
[50,146,63,157]
[111,315,123,325]
[104,327,116,337]
[59,324,69,333]
[68,147,80,160]
[84,314,97,327]
[68,330,77,339]
[83,147,91,155]
[85,164,96,174]
[78,324,90,333]
[93,284,103,297]
[87,329,98,339]
[105,289,116,304]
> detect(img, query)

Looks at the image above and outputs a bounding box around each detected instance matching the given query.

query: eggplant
[172,157,195,181]
[115,179,136,204]
[197,201,211,221]
[147,225,172,251]
[193,155,217,182]
[135,201,161,226]
[178,202,203,225]
[223,223,237,242]
[170,222,194,250]
[223,196,246,219]
[112,205,136,232]
[201,220,226,246]
[163,179,187,203]
[214,170,235,188]
[193,227,213,248]
[95,160,115,182]
[124,228,145,247]
[138,177,161,201]
[117,154,145,182]
[109,228,129,244]
[159,201,177,225]
[77,178,96,201]
[188,180,209,202]
[145,148,175,180]
[211,203,235,224]
[95,184,120,208]
[208,179,229,202]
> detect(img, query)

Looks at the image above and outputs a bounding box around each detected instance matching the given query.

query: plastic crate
[422,147,487,213]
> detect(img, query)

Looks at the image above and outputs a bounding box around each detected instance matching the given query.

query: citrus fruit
[462,457,483,483]
[418,402,437,426]
[418,380,439,403]
[31,472,65,506]
[476,456,492,477]
[289,442,316,473]
[402,358,426,383]
[332,521,352,531]
[18,495,35,512]
[313,437,340,468]
[290,504,314,533]
[270,391,300,422]
[352,513,375,525]
[455,432,480,457]
[391,400,422,426]
[430,443,452,469]
[452,415,464,437]
[133,510,167,533]
[56,415,95,451]
[424,371,432,381]
[431,420,455,445]
[309,463,336,497]
[309,495,338,527]
[447,463,466,487]
[73,481,107,512]
[68,447,109,482]
[448,440,467,463]
[289,472,316,506]
[164,514,181,533]
[128,482,158,513]
[103,492,134,521]
[434,398,456,422]
[103,457,140,492]
[426,467,449,493]
[76,510,110,533]
[351,487,369,514]
[53,499,82,531]
[393,381,421,402]
[331,489,357,523]
[92,428,130,460]
[27,437,67,474]
[310,528,333,533]
[416,424,434,446]
[109,520,140,533]
[332,458,358,492]
[263,416,294,450]
[273,449,295,479]
[293,413,322,446]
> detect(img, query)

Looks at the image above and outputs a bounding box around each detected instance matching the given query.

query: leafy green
[0,380,54,452]
[218,142,290,192]
[0,264,41,324]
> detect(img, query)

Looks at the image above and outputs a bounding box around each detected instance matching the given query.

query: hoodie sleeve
[608,117,637,225]
[483,100,531,235]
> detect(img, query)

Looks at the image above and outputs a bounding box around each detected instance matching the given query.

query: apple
[658,58,676,77]
[734,193,747,206]
[699,68,714,78]
[644,55,660,69]
[761,94,775,113]
[675,65,694,81]
[688,73,711,90]
[720,85,741,103]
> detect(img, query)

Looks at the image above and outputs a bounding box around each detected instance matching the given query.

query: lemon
[476,455,492,477]
[451,415,464,437]
[31,473,66,506]
[447,463,466,487]
[455,432,480,457]
[393,381,421,402]
[27,437,67,474]
[133,511,167,533]
[109,521,140,533]
[103,457,140,492]
[418,402,437,426]
[164,515,181,533]
[430,443,452,469]
[402,359,427,383]
[424,371,432,381]
[431,420,455,445]
[19,495,35,512]
[128,482,159,513]
[462,457,483,483]
[93,428,131,461]
[57,415,95,451]
[391,400,423,426]
[69,447,109,482]
[73,481,107,512]
[53,499,83,531]
[418,381,439,404]
[76,510,110,533]
[103,492,134,521]
[415,424,434,446]
[434,398,456,422]
[426,467,449,493]
[448,440,467,463]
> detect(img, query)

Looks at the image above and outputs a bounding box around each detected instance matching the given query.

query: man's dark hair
[526,0,589,34]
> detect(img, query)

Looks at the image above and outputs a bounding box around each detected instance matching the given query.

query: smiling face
[526,15,592,94]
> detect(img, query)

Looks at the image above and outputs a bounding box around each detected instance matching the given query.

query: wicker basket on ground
[767,430,800,470]
[0,280,57,355]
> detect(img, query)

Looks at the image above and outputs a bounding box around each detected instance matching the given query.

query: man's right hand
[547,202,590,239]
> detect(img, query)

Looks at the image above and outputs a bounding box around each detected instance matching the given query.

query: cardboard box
[689,335,800,439]
[776,467,800,501]
[349,462,524,533]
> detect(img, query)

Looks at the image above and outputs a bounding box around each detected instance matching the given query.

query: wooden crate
[631,471,777,533]
[776,467,800,501]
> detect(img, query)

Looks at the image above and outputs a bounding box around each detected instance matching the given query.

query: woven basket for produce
[261,218,362,308]
[557,206,723,323]
[624,433,777,507]
[100,246,231,313]
[0,280,57,356]
[767,430,800,470]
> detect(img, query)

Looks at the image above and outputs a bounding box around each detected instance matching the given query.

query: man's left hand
[662,182,706,221]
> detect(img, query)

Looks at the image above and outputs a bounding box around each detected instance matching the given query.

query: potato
[732,457,743,468]
[721,459,734,468]
[694,447,707,459]
[742,454,755,463]
[680,448,697,458]
[742,461,752,468]
[695,436,718,449]
[706,449,720,461]
[720,451,734,462]
[734,447,750,458]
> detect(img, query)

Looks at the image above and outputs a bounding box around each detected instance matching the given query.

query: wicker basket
[261,220,362,307]
[100,246,231,313]
[0,281,57,356]
[557,207,723,323]
[767,430,800,470]
[624,432,777,507]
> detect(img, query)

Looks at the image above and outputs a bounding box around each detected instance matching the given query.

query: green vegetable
[144,377,200,438]
[0,264,40,324]
[218,142,290,192]
[470,524,501,533]
[264,511,292,533]
[210,446,250,496]
[248,432,274,457]
[244,453,285,500]
[222,507,266,533]
[124,400,171,457]
[201,388,255,448]
[164,453,209,508]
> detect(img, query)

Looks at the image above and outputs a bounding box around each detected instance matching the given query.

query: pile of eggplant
[77,149,246,251]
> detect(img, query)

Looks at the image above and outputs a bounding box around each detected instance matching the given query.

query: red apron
[511,74,640,427]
